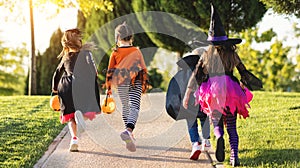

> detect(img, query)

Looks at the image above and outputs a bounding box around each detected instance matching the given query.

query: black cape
[165,55,202,127]
[72,50,101,113]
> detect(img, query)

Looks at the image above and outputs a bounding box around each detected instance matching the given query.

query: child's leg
[211,110,225,162]
[188,119,200,143]
[199,111,211,151]
[211,110,224,138]
[118,81,141,152]
[68,119,79,152]
[127,81,142,131]
[117,84,130,129]
[187,119,201,160]
[199,111,210,139]
[68,119,77,137]
[225,111,239,162]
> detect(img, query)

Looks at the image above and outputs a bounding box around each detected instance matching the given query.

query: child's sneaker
[189,142,201,160]
[69,136,79,152]
[201,139,211,151]
[230,158,240,167]
[120,130,136,152]
[216,137,225,162]
[75,110,86,134]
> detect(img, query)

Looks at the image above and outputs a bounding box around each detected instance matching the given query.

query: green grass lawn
[0,96,64,168]
[0,92,299,167]
[217,91,300,168]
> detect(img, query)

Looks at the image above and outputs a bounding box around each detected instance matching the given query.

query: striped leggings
[212,110,239,161]
[117,80,142,131]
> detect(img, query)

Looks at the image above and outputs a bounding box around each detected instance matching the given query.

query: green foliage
[81,0,158,90]
[262,40,294,91]
[260,0,300,17]
[148,68,163,91]
[238,28,298,91]
[0,42,27,95]
[161,0,267,33]
[35,29,63,95]
[132,0,206,55]
[132,0,267,56]
[0,96,64,167]
[0,0,113,16]
[0,0,113,26]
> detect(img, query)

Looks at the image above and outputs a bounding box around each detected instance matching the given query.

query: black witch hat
[207,4,242,45]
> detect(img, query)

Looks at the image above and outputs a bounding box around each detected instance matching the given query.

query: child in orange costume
[105,22,148,152]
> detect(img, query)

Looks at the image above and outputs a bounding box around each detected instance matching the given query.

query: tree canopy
[0,41,27,95]
[238,28,299,91]
[35,29,63,95]
[1,0,113,16]
[260,0,300,17]
[132,0,267,55]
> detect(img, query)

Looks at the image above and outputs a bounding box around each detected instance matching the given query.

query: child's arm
[234,52,249,82]
[52,60,64,93]
[235,52,263,90]
[105,52,116,95]
[183,58,203,109]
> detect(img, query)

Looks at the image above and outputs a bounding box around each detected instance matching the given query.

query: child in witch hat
[183,4,261,167]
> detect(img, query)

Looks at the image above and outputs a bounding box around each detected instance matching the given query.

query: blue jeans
[188,110,210,143]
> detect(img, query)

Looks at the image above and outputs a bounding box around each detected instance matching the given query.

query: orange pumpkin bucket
[50,94,60,111]
[101,94,116,114]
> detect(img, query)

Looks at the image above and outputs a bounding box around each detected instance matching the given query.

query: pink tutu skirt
[195,75,252,119]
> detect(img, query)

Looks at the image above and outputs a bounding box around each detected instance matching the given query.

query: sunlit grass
[209,91,300,168]
[0,96,64,168]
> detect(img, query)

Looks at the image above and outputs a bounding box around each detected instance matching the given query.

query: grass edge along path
[0,96,64,168]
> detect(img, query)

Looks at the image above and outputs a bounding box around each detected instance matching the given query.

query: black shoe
[230,158,240,167]
[215,137,225,162]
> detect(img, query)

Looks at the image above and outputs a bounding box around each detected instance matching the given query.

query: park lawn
[0,92,299,167]
[0,96,64,168]
[216,91,300,168]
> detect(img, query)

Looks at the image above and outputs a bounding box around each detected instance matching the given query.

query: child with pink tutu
[183,4,261,167]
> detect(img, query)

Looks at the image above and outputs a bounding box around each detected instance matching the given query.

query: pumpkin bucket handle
[104,93,109,107]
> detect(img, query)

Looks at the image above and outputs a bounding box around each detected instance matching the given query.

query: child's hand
[106,89,112,95]
[182,95,189,109]
[240,82,245,90]
[183,88,193,109]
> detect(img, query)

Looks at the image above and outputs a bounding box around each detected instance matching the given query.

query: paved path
[35,93,223,168]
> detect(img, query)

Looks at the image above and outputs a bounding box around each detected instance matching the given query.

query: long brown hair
[58,28,96,59]
[58,28,82,59]
[202,44,237,74]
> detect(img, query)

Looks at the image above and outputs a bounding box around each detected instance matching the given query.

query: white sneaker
[75,110,86,134]
[189,142,201,160]
[201,139,211,151]
[120,130,136,152]
[69,137,79,152]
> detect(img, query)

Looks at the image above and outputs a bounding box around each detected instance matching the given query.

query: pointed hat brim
[209,38,242,45]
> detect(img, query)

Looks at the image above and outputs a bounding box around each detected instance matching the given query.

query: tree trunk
[29,0,36,95]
